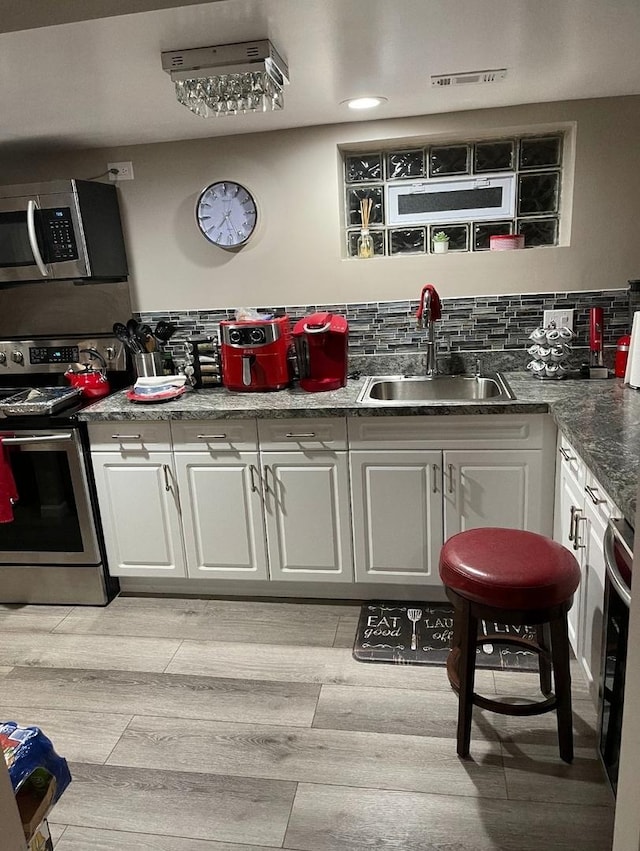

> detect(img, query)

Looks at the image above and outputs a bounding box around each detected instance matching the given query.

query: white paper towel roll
[624,310,640,388]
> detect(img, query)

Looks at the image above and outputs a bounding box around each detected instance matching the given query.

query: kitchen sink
[357,373,515,405]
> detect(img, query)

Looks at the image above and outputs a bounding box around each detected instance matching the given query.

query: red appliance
[220,316,292,392]
[293,312,348,392]
[615,334,631,378]
[589,307,605,367]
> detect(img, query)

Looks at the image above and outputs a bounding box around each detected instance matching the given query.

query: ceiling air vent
[431,68,507,87]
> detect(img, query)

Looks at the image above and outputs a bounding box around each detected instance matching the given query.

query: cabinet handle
[559,447,576,462]
[448,463,454,494]
[585,485,606,506]
[573,511,585,550]
[285,432,316,438]
[263,464,272,495]
[249,464,259,493]
[432,464,438,494]
[111,434,141,440]
[569,505,576,541]
[196,434,227,440]
[163,464,171,492]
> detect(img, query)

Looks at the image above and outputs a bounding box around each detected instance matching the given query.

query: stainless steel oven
[599,516,634,795]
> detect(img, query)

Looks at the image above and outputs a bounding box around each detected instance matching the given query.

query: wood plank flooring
[0,597,614,851]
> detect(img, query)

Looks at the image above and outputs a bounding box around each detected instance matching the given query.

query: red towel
[416,284,441,323]
[0,436,18,523]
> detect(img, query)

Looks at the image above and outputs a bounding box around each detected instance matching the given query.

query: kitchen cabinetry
[90,421,185,577]
[349,415,554,587]
[553,433,619,703]
[257,418,353,582]
[89,414,554,590]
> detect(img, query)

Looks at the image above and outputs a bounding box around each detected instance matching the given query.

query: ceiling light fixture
[161,39,289,118]
[344,96,387,110]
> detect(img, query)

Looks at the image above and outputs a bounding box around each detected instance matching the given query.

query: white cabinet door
[350,450,443,585]
[580,497,607,702]
[262,451,353,582]
[174,452,268,580]
[443,449,546,540]
[554,464,586,653]
[91,452,185,577]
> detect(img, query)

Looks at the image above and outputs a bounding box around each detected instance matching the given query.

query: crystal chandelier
[161,40,289,118]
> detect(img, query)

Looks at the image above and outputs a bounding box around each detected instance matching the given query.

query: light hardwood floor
[0,597,615,850]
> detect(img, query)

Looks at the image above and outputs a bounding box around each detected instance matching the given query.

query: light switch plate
[543,308,574,331]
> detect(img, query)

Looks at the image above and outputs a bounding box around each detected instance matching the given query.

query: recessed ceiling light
[343,96,387,110]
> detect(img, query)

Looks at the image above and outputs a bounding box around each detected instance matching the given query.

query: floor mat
[353,602,538,671]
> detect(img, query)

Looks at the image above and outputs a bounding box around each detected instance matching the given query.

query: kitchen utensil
[154,320,177,342]
[113,322,141,354]
[407,608,422,651]
[64,369,111,399]
[0,386,81,416]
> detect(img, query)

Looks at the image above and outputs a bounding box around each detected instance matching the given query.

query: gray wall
[3,95,639,311]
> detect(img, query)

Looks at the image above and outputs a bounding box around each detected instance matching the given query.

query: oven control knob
[0,352,6,364]
[11,350,23,364]
[105,347,116,361]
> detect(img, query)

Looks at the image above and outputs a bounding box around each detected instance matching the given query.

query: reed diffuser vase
[357,197,374,258]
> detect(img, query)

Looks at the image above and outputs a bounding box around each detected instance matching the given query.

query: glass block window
[429,224,469,252]
[386,150,424,180]
[345,154,382,182]
[342,132,563,256]
[429,145,470,176]
[347,229,386,257]
[389,228,426,255]
[473,221,513,251]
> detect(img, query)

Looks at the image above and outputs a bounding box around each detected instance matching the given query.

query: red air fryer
[220,316,292,391]
[293,312,348,392]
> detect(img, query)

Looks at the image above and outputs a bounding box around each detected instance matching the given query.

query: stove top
[0,334,131,428]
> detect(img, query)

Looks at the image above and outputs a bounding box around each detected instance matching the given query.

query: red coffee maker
[220,316,292,391]
[293,312,348,392]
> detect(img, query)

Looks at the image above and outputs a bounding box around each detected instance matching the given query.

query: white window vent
[431,69,507,87]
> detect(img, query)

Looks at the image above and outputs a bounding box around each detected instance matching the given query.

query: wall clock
[195,181,258,249]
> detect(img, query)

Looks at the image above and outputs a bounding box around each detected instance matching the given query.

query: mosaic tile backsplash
[137,287,634,373]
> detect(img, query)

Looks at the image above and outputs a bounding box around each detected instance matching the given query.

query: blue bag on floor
[1,720,71,803]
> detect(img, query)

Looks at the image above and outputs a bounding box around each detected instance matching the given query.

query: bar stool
[439,527,581,763]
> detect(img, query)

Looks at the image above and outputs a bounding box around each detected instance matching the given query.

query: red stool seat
[439,528,581,610]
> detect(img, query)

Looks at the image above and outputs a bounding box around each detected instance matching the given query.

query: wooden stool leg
[536,623,553,697]
[456,597,478,758]
[549,612,574,763]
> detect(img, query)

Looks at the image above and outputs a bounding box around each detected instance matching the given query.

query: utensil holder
[134,352,163,378]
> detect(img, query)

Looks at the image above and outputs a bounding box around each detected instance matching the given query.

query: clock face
[196,181,258,249]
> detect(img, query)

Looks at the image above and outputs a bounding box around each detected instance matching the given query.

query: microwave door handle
[27,199,49,277]
[604,520,632,609]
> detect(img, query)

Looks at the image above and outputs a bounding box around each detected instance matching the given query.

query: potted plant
[432,231,449,254]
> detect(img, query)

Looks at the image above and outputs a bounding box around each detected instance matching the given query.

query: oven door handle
[604,520,632,609]
[1,433,74,445]
[27,199,50,277]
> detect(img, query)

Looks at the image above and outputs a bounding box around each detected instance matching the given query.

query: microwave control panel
[40,208,79,262]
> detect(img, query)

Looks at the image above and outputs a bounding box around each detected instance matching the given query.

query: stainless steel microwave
[0,179,128,284]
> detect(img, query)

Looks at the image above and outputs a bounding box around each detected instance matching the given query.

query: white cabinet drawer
[558,433,586,490]
[88,421,171,452]
[172,419,258,451]
[257,418,347,450]
[348,414,546,450]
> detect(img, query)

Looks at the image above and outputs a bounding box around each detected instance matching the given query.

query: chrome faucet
[417,286,439,376]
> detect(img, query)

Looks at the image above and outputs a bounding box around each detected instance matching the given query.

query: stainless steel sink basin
[357,373,515,405]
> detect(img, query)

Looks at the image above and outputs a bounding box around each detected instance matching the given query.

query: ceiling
[2,0,640,153]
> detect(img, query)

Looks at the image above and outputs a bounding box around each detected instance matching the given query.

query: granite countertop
[79,373,640,527]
